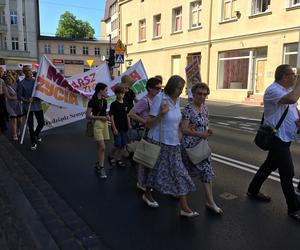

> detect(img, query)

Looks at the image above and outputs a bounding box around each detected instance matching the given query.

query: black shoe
[247,192,271,202]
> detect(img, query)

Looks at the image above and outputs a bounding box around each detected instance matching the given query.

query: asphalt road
[11,116,300,250]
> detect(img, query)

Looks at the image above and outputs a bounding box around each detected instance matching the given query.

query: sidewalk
[0,135,108,250]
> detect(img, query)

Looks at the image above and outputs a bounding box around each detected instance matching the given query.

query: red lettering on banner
[78,78,84,87]
[84,75,90,85]
[129,70,141,82]
[89,72,96,84]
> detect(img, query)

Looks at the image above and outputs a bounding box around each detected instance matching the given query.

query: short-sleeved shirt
[124,88,136,112]
[263,82,299,142]
[147,92,182,146]
[87,97,107,116]
[109,100,129,132]
[132,95,151,120]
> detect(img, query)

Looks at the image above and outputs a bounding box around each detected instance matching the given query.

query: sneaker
[98,167,107,179]
[13,135,18,141]
[246,191,271,202]
[36,136,42,142]
[30,143,37,151]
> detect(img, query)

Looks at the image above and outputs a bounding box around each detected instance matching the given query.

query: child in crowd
[108,85,131,167]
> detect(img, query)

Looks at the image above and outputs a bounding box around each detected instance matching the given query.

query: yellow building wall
[119,0,300,102]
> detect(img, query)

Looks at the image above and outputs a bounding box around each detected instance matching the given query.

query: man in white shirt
[247,64,300,222]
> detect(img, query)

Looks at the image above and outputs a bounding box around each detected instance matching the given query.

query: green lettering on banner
[132,79,147,95]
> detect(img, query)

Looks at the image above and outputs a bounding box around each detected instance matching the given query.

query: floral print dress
[181,103,215,183]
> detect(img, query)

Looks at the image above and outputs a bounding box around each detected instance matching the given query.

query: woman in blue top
[143,75,198,217]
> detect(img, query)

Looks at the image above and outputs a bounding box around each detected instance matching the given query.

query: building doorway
[254,58,266,94]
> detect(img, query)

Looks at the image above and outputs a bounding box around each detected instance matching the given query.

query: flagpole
[20,101,32,145]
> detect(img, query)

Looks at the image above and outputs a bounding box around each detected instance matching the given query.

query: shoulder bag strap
[274,105,289,131]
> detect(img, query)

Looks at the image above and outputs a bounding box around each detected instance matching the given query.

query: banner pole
[20,102,31,145]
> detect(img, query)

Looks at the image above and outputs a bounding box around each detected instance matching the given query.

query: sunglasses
[196,92,208,97]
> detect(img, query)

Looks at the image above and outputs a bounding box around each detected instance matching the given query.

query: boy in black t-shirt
[108,85,131,167]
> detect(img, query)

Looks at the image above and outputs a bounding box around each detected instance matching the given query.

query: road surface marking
[240,126,255,131]
[212,153,299,186]
[217,122,229,126]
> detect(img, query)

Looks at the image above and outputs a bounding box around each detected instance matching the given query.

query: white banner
[110,59,148,100]
[33,57,148,131]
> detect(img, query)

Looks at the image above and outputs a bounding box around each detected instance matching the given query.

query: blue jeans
[113,131,128,149]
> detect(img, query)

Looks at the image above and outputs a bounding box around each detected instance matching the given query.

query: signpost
[86,59,94,68]
[114,39,125,65]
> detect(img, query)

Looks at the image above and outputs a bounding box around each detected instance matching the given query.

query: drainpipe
[206,0,213,86]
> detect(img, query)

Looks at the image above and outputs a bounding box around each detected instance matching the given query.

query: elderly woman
[181,83,223,214]
[5,74,23,140]
[128,77,162,191]
[143,75,198,217]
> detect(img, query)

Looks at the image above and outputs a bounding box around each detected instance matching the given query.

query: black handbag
[254,106,289,151]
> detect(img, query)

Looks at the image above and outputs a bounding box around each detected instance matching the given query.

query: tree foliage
[56,11,95,39]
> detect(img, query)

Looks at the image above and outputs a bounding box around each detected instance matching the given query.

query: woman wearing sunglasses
[181,83,223,215]
[128,77,162,191]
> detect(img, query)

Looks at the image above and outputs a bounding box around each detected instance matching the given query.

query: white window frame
[190,1,201,28]
[83,46,89,55]
[290,0,300,7]
[251,0,271,15]
[10,10,17,25]
[126,23,132,45]
[57,44,64,54]
[12,37,18,50]
[222,0,237,21]
[283,43,298,68]
[95,47,100,56]
[70,45,76,55]
[139,19,146,41]
[153,14,161,38]
[44,44,51,54]
[172,7,182,33]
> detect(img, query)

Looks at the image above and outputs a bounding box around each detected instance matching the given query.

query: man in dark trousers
[247,64,300,222]
[17,65,44,150]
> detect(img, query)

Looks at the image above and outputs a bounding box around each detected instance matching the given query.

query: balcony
[0,49,30,58]
[0,0,6,6]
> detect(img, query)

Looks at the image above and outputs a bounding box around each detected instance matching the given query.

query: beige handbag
[133,122,162,169]
[185,139,211,165]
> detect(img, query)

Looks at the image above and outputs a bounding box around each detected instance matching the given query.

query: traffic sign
[115,54,124,64]
[86,59,94,68]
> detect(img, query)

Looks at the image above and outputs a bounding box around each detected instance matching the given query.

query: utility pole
[107,34,115,79]
[297,29,300,68]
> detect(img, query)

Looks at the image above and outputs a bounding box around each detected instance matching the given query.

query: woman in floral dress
[181,83,223,214]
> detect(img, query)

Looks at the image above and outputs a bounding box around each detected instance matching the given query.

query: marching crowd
[1,64,300,221]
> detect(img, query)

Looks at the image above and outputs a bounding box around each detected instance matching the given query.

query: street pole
[297,29,300,68]
[108,34,114,79]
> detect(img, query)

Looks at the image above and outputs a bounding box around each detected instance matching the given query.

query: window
[57,44,64,54]
[83,46,89,55]
[126,23,132,45]
[139,19,146,41]
[251,0,271,15]
[172,7,182,33]
[190,1,201,28]
[12,37,19,50]
[22,13,25,26]
[218,50,251,89]
[222,0,237,21]
[283,43,298,68]
[111,18,118,31]
[95,48,100,56]
[290,0,300,6]
[153,14,161,37]
[0,10,5,25]
[24,38,27,51]
[109,2,117,16]
[44,44,51,54]
[70,45,76,54]
[10,11,17,25]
